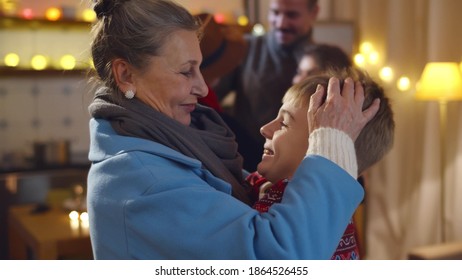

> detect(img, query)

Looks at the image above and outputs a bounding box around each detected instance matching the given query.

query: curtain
[328,0,462,259]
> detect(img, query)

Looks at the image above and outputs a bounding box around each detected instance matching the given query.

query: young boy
[246,67,395,260]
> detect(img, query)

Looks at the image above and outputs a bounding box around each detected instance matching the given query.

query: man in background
[213,0,319,171]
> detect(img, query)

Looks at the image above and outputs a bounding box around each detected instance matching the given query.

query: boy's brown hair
[283,67,395,174]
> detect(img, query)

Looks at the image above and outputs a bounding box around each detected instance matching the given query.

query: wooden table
[8,205,92,259]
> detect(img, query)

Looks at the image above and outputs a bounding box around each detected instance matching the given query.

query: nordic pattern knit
[247,172,360,260]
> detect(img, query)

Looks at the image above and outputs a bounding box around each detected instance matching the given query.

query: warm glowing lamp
[415,62,462,243]
[416,62,462,101]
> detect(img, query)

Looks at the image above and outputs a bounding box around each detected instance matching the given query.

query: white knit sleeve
[306,127,358,178]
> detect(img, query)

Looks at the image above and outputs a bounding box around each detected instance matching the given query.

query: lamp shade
[415,62,462,101]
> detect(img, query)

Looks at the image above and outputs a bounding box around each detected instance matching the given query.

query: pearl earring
[124,89,135,99]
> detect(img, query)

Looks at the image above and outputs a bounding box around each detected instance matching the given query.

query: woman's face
[132,30,208,126]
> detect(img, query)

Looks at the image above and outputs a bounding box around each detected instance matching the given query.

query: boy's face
[257,100,309,183]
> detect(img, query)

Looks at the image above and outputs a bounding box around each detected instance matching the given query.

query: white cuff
[306,127,358,178]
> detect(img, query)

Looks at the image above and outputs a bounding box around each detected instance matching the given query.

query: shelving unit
[0,15,92,29]
[0,16,93,76]
[0,67,90,77]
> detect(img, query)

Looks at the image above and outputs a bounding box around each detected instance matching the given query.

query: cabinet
[0,16,93,76]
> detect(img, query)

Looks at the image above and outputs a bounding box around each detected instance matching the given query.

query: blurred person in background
[292,43,352,85]
[213,0,320,171]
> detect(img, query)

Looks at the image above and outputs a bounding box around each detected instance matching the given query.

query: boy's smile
[257,101,309,183]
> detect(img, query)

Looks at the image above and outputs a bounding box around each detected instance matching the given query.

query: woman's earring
[124,89,135,99]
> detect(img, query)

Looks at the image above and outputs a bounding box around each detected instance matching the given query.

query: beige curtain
[328,0,462,259]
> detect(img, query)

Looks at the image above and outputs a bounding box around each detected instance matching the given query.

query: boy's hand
[308,77,380,141]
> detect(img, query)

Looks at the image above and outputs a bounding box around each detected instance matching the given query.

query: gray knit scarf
[88,88,251,205]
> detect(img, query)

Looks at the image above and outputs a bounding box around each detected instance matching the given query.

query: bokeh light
[237,15,249,26]
[368,51,380,65]
[397,76,411,91]
[30,55,48,70]
[69,210,79,221]
[79,212,89,222]
[252,23,265,36]
[214,13,225,24]
[60,54,76,70]
[21,8,34,20]
[379,66,394,82]
[4,53,20,67]
[82,8,96,22]
[45,7,62,21]
[359,42,374,54]
[354,53,366,67]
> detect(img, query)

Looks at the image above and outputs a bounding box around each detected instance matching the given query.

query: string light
[397,76,411,91]
[252,23,265,36]
[368,51,380,65]
[354,53,366,68]
[60,54,76,70]
[4,53,20,67]
[30,55,48,70]
[82,8,96,22]
[379,66,394,83]
[21,8,34,20]
[237,15,249,26]
[214,13,225,24]
[360,42,374,54]
[45,7,62,21]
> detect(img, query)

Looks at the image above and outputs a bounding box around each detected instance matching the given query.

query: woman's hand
[308,77,380,141]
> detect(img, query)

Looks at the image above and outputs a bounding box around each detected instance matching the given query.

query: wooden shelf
[0,67,91,77]
[0,16,94,77]
[0,15,93,29]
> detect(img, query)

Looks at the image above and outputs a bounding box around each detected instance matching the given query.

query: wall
[0,75,93,165]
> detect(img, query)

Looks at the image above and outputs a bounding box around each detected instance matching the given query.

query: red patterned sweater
[246,172,360,260]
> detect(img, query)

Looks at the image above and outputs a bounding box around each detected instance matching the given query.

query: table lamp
[415,62,462,242]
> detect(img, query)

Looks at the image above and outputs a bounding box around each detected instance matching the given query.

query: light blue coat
[87,118,364,259]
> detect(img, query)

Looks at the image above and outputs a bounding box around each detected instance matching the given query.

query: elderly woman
[87,0,379,259]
